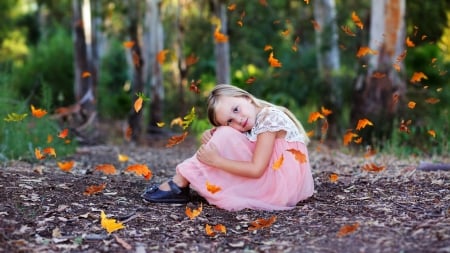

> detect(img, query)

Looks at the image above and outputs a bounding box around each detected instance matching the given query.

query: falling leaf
[356,118,373,131]
[337,222,360,237]
[356,47,378,58]
[321,106,332,116]
[185,53,199,66]
[343,130,358,146]
[170,117,183,128]
[281,29,290,37]
[57,160,75,172]
[393,63,401,72]
[156,122,165,127]
[182,107,196,129]
[329,173,339,183]
[263,45,273,51]
[354,137,362,144]
[125,164,152,180]
[118,154,129,162]
[84,183,106,196]
[43,147,56,157]
[268,52,282,67]
[82,71,91,78]
[58,128,69,139]
[100,210,125,234]
[30,105,47,118]
[248,216,277,231]
[134,97,143,113]
[214,27,228,43]
[259,0,268,6]
[399,119,412,134]
[405,37,415,47]
[237,20,244,27]
[189,79,201,94]
[340,25,356,37]
[206,181,222,194]
[407,101,416,109]
[395,50,407,63]
[272,154,284,170]
[156,49,169,64]
[372,72,386,79]
[392,93,400,105]
[304,0,309,4]
[427,130,436,138]
[425,97,440,104]
[227,3,236,11]
[35,148,46,160]
[351,11,364,29]
[362,163,385,172]
[286,149,307,163]
[123,41,135,48]
[311,19,321,31]
[410,72,428,83]
[246,76,256,84]
[124,126,132,141]
[205,224,227,236]
[308,111,324,123]
[166,132,189,148]
[95,164,117,175]
[47,134,53,143]
[4,112,27,122]
[307,130,315,137]
[185,203,203,220]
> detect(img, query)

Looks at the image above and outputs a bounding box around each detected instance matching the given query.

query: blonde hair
[207,84,309,144]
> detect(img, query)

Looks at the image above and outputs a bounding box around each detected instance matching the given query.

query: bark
[211,0,230,85]
[173,1,188,115]
[350,0,406,145]
[313,0,341,140]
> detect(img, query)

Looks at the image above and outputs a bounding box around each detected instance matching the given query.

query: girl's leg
[157,171,189,191]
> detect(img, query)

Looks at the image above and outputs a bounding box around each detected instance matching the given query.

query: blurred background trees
[1,0,449,159]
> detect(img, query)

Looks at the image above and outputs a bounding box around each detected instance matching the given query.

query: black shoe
[141,180,190,204]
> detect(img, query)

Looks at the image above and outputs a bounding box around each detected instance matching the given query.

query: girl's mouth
[242,119,248,128]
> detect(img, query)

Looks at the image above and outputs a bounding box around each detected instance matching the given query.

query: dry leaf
[410,72,428,83]
[134,97,143,113]
[427,130,436,138]
[343,130,358,146]
[166,132,189,148]
[268,52,282,67]
[100,210,125,234]
[308,111,325,123]
[356,47,378,58]
[362,163,385,172]
[424,97,440,104]
[340,25,356,37]
[156,49,169,64]
[58,128,69,139]
[286,149,307,163]
[329,173,339,183]
[83,183,106,196]
[125,164,152,180]
[205,224,227,236]
[35,148,45,160]
[95,164,117,175]
[57,160,75,172]
[272,154,284,170]
[248,216,277,231]
[43,147,56,157]
[337,222,360,237]
[356,118,373,130]
[185,203,203,220]
[118,154,129,162]
[30,105,47,118]
[206,181,222,194]
[351,11,364,29]
[123,41,135,48]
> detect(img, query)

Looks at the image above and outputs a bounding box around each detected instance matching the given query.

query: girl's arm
[196,131,277,178]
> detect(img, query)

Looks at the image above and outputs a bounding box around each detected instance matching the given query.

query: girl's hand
[196,143,220,166]
[201,128,216,144]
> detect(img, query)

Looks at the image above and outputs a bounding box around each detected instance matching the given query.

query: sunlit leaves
[248,216,277,231]
[351,11,363,30]
[4,112,27,122]
[95,164,117,175]
[206,181,221,194]
[308,111,324,123]
[337,222,359,237]
[83,183,106,196]
[100,210,125,234]
[185,203,202,220]
[30,105,47,118]
[125,164,152,180]
[268,52,282,67]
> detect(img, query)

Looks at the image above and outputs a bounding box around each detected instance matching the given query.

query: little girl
[142,84,314,211]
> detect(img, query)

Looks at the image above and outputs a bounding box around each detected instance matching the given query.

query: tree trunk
[173,1,188,115]
[313,0,341,140]
[350,0,406,146]
[211,0,230,85]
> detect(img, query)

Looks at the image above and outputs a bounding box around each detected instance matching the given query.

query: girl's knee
[214,126,241,135]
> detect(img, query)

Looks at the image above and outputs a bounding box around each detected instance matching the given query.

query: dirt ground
[1,137,449,253]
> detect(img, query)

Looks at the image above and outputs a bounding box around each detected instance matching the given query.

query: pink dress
[177,107,314,211]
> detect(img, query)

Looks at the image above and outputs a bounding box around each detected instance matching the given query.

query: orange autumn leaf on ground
[57,160,75,172]
[329,173,339,183]
[100,210,125,234]
[351,11,364,29]
[83,183,106,196]
[206,181,222,194]
[185,203,203,220]
[205,224,227,236]
[43,147,56,157]
[156,49,169,64]
[272,154,284,170]
[166,132,188,148]
[286,149,307,163]
[123,41,135,48]
[125,164,152,180]
[356,47,378,58]
[356,118,373,130]
[337,222,360,237]
[362,163,385,172]
[95,164,117,175]
[30,105,47,118]
[343,131,358,146]
[410,71,428,83]
[268,52,282,67]
[308,111,324,123]
[35,148,46,160]
[248,216,277,231]
[58,128,69,138]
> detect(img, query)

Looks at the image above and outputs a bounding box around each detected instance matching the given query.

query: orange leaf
[308,111,324,123]
[101,210,125,234]
[227,3,236,11]
[95,164,117,175]
[30,105,47,118]
[185,203,203,220]
[166,132,188,148]
[57,160,75,172]
[281,29,290,37]
[214,27,228,43]
[321,106,332,116]
[351,11,364,29]
[286,149,307,163]
[185,53,199,66]
[425,97,440,104]
[83,183,106,196]
[405,37,415,47]
[310,19,321,31]
[307,130,315,137]
[246,76,256,84]
[43,147,56,157]
[58,128,69,139]
[362,163,385,172]
[329,173,339,183]
[340,25,356,37]
[205,224,215,236]
[34,148,45,160]
[237,20,244,27]
[272,154,284,170]
[353,137,362,144]
[356,118,373,130]
[337,222,360,237]
[372,72,386,79]
[399,119,412,134]
[263,45,273,51]
[248,216,277,231]
[407,101,416,109]
[134,97,143,113]
[206,181,222,194]
[268,52,282,67]
[395,50,407,63]
[410,72,428,83]
[343,131,358,146]
[125,164,152,180]
[82,71,91,78]
[427,130,436,138]
[205,224,227,236]
[123,41,135,48]
[304,0,309,4]
[356,46,378,58]
[156,49,169,64]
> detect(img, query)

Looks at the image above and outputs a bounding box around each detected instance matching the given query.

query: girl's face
[214,96,260,132]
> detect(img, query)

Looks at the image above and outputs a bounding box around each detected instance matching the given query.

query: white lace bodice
[245,107,307,143]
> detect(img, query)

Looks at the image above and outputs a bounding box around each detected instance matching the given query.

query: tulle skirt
[177,126,314,211]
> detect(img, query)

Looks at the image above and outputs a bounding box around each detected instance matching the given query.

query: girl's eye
[233,107,239,113]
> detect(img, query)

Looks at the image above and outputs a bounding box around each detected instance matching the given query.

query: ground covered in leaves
[1,139,449,253]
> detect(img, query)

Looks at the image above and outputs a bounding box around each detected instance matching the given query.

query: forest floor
[1,134,450,253]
